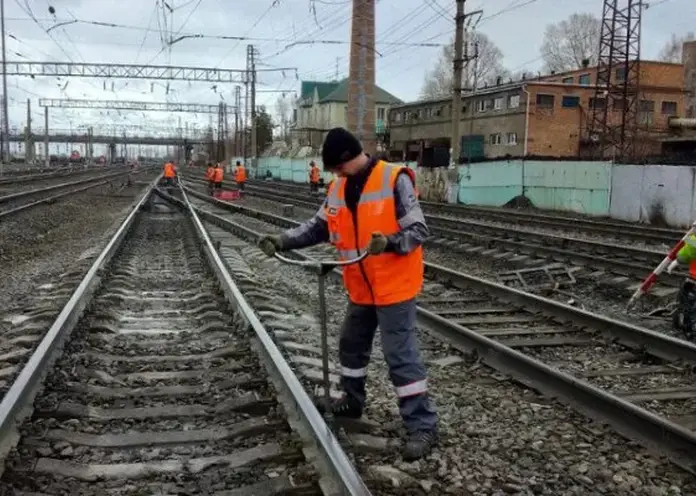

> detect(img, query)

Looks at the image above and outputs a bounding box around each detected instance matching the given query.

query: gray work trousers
[338,298,438,433]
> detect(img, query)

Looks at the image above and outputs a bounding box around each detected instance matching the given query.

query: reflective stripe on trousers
[338,299,437,433]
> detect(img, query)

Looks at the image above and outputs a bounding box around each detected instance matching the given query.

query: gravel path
[0,173,157,316]
[194,195,696,495]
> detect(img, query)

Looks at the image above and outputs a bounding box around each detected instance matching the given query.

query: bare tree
[658,32,696,63]
[420,32,509,100]
[274,95,291,144]
[540,13,600,73]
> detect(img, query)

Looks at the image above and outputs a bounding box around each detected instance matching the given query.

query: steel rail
[192,178,686,285]
[0,169,149,219]
[0,169,133,204]
[180,184,696,473]
[162,187,373,496]
[0,174,161,474]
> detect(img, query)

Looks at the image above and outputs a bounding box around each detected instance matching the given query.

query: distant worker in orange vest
[206,162,216,195]
[235,160,247,191]
[258,127,437,461]
[212,163,224,191]
[163,161,177,187]
[309,160,321,193]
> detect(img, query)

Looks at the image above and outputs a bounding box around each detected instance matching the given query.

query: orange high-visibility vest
[206,166,215,180]
[213,167,224,182]
[309,166,320,183]
[163,163,176,178]
[324,161,423,305]
[235,165,247,183]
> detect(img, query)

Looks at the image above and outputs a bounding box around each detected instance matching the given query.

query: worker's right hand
[259,235,283,257]
[667,259,680,274]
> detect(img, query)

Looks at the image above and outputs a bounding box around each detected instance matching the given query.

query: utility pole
[248,45,257,166]
[0,0,9,170]
[449,0,465,169]
[234,85,241,157]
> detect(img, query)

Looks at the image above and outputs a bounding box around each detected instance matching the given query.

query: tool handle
[274,251,368,268]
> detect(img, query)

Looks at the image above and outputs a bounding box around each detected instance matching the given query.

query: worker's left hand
[367,232,388,255]
[667,259,679,274]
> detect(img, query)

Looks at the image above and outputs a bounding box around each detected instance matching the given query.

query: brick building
[387,59,688,165]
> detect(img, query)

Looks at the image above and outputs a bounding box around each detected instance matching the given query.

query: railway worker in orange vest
[212,163,224,191]
[163,161,177,187]
[309,160,321,193]
[206,162,216,195]
[668,235,696,340]
[258,127,437,461]
[235,160,247,191]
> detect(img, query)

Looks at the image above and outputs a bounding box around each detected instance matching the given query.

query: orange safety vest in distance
[325,161,423,305]
[310,167,320,183]
[213,168,224,182]
[235,166,247,183]
[206,166,215,180]
[163,163,176,178]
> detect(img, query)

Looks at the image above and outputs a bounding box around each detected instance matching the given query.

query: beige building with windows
[292,79,402,148]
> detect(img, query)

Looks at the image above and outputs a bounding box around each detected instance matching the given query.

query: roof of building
[299,79,403,106]
[390,57,686,110]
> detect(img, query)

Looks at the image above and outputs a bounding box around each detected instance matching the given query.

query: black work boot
[403,430,438,461]
[331,395,363,419]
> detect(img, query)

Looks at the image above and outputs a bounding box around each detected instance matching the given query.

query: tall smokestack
[346,0,376,154]
[683,41,696,118]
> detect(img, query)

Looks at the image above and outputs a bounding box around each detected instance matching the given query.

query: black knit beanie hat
[322,127,363,170]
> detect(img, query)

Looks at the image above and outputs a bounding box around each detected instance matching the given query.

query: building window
[661,101,677,115]
[391,112,401,123]
[536,94,555,108]
[562,77,573,84]
[613,99,626,110]
[476,100,486,112]
[589,97,606,109]
[508,95,520,108]
[615,67,626,82]
[489,133,502,145]
[579,73,591,85]
[493,97,503,110]
[377,107,386,120]
[639,100,655,112]
[639,112,654,125]
[507,132,518,145]
[562,96,580,108]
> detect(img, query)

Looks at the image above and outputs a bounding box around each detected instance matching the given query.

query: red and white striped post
[627,223,696,308]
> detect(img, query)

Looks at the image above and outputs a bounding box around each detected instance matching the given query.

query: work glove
[667,259,679,274]
[367,232,388,255]
[259,235,283,257]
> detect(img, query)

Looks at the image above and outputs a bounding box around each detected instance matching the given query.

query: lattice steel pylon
[588,0,643,159]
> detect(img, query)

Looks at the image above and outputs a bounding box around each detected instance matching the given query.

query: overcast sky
[2,0,693,140]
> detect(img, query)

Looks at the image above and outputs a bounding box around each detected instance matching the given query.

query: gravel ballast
[196,195,696,495]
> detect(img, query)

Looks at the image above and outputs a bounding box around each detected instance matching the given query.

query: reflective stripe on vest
[324,161,423,305]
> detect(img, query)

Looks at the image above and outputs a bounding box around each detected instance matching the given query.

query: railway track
[190,177,683,297]
[0,165,118,188]
[0,185,369,494]
[247,178,682,245]
[0,169,143,220]
[179,181,696,474]
[0,176,158,400]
